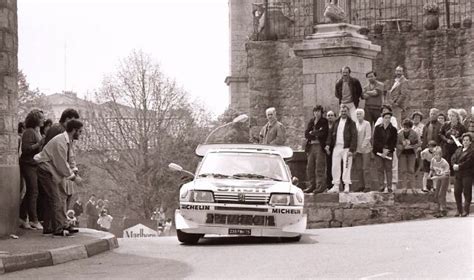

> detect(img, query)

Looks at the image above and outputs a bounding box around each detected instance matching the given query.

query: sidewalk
[0,228,118,274]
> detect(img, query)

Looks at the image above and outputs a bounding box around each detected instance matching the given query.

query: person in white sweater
[429,146,450,218]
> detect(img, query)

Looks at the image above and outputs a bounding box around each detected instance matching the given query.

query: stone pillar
[226,0,254,113]
[294,23,381,120]
[0,0,19,237]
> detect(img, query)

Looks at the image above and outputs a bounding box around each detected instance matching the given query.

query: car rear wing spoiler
[195,144,294,159]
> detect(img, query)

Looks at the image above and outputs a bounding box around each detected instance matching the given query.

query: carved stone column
[0,0,19,237]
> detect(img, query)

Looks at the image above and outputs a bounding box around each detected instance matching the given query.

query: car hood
[191,178,293,193]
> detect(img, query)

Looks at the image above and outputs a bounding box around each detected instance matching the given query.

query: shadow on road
[194,234,318,246]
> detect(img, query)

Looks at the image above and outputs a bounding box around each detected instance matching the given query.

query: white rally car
[169,144,307,245]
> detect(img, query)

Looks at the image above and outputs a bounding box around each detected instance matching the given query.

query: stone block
[303,74,316,84]
[0,9,8,29]
[394,192,432,203]
[343,208,372,222]
[329,220,342,228]
[314,193,339,203]
[307,221,329,229]
[339,192,394,205]
[307,208,332,222]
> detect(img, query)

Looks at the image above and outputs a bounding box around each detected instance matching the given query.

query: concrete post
[294,23,381,120]
[0,0,19,237]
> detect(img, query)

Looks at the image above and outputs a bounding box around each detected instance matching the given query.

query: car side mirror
[168,163,195,178]
[292,177,299,186]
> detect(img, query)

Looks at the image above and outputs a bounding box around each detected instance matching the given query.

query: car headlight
[269,193,291,206]
[192,191,214,203]
[294,191,303,204]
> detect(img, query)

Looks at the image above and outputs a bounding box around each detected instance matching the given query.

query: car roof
[195,144,293,159]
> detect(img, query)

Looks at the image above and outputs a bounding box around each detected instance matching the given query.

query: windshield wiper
[198,173,232,179]
[232,173,282,181]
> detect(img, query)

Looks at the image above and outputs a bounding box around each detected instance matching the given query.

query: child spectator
[163,218,173,236]
[97,209,113,232]
[420,140,437,192]
[66,209,78,228]
[429,146,450,218]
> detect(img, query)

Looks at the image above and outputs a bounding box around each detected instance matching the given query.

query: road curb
[0,231,118,274]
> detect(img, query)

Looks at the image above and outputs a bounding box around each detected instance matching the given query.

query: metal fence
[252,0,473,41]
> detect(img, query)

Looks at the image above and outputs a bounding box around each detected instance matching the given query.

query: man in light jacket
[388,65,409,123]
[34,119,83,236]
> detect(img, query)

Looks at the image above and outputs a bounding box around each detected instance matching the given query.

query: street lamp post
[204,114,249,144]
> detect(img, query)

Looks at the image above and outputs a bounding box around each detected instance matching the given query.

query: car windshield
[197,152,289,182]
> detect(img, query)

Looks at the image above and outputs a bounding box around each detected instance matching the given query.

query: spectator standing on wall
[259,107,286,145]
[375,105,399,190]
[420,141,437,192]
[429,146,450,218]
[373,111,398,193]
[19,109,45,230]
[354,108,372,192]
[387,65,409,123]
[325,111,337,191]
[335,66,362,121]
[451,133,474,217]
[40,119,53,137]
[397,119,420,193]
[422,108,442,149]
[439,109,467,175]
[304,105,329,194]
[325,104,358,193]
[362,71,385,127]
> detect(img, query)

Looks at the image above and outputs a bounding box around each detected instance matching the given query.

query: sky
[18,0,230,115]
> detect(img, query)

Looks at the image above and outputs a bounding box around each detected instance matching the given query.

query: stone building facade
[227,0,474,149]
[0,0,18,237]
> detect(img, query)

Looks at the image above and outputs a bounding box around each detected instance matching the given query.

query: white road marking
[359,272,394,279]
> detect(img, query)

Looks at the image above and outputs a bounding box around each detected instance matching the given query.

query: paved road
[5,217,473,279]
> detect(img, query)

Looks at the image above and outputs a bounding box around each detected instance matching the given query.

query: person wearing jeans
[19,109,45,230]
[429,146,450,217]
[397,119,420,193]
[451,133,474,217]
[304,105,329,194]
[373,111,398,192]
[325,104,357,193]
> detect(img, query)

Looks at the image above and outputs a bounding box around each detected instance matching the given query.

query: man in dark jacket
[85,194,98,229]
[335,66,363,121]
[373,111,398,193]
[422,108,442,149]
[303,105,329,194]
[325,104,357,193]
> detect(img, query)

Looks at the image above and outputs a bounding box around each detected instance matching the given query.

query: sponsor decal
[181,204,211,210]
[206,213,275,227]
[123,223,157,238]
[272,208,302,214]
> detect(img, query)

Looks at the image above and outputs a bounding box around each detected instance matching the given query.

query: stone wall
[246,40,305,149]
[305,192,465,229]
[369,28,474,118]
[0,0,18,237]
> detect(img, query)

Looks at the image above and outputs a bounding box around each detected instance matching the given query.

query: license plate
[228,228,251,235]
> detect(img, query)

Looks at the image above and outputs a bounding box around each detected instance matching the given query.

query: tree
[17,70,51,121]
[81,50,211,219]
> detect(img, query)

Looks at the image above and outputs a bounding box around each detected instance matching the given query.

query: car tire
[281,235,302,242]
[177,230,203,245]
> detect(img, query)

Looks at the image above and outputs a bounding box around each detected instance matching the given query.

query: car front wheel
[177,230,203,245]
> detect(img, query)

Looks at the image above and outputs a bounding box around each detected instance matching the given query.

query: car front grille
[213,192,270,205]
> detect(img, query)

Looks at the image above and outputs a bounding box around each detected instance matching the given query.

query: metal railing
[251,0,473,41]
